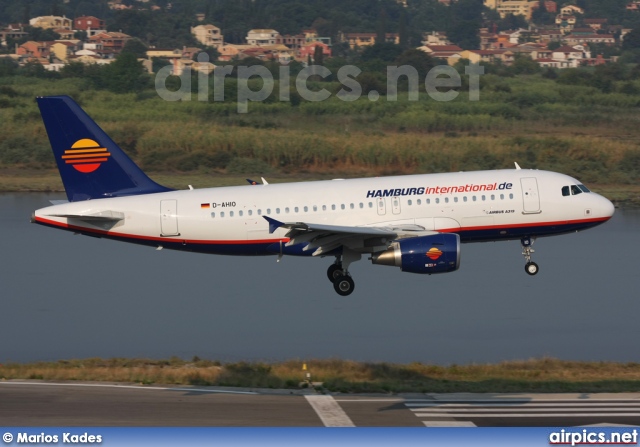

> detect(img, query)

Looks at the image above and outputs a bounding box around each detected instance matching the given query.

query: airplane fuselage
[33,169,614,257]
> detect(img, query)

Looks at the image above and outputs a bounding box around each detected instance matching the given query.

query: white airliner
[32,96,615,295]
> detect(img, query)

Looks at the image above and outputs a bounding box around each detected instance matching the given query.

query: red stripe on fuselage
[436,216,611,234]
[34,215,611,246]
[34,216,288,245]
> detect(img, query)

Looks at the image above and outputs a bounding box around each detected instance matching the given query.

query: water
[1,193,639,365]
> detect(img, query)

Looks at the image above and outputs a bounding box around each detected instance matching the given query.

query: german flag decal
[62,139,111,173]
[426,247,443,260]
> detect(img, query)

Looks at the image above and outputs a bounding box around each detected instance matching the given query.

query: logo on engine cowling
[426,247,443,260]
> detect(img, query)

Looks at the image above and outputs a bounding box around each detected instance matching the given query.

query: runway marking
[415,413,640,418]
[407,399,640,426]
[423,421,477,427]
[305,395,356,427]
[0,381,257,395]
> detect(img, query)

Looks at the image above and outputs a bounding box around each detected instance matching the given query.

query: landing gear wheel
[525,262,539,276]
[333,275,355,296]
[327,264,344,282]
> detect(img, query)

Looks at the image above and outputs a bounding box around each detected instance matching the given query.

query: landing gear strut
[521,236,539,276]
[326,250,361,296]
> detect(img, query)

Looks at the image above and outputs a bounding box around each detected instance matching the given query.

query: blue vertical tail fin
[37,95,173,202]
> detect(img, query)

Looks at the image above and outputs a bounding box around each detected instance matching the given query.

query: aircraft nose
[599,194,615,220]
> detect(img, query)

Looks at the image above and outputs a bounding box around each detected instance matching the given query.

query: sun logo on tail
[61,139,111,173]
[426,247,443,260]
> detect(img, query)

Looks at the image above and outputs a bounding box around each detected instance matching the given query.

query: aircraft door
[160,199,179,236]
[377,197,386,216]
[391,196,401,215]
[520,177,541,214]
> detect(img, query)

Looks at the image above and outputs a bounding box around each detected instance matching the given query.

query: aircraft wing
[263,216,434,256]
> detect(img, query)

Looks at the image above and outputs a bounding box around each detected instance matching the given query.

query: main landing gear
[326,250,361,296]
[521,236,539,276]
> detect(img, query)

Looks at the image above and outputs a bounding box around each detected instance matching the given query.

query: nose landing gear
[521,236,539,276]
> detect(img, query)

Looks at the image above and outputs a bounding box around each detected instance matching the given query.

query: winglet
[514,162,522,170]
[263,216,284,234]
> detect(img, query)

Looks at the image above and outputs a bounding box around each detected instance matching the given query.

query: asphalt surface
[1,381,639,427]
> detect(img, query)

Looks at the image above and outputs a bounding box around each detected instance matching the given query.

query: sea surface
[1,193,639,365]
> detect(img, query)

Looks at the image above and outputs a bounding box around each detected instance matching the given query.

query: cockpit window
[571,185,582,195]
[562,186,570,197]
[578,184,591,193]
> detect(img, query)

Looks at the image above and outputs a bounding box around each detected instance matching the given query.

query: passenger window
[239,210,243,216]
[220,211,225,217]
[491,195,495,200]
[349,204,354,210]
[359,203,364,209]
[211,212,215,218]
[426,199,431,204]
[571,185,582,195]
[435,198,440,204]
[509,193,514,199]
[562,186,570,197]
[463,196,467,202]
[258,209,262,215]
[266,208,271,214]
[368,202,373,208]
[482,195,486,201]
[313,205,317,212]
[276,208,281,214]
[294,207,299,213]
[408,200,412,206]
[500,194,504,200]
[454,197,458,203]
[417,199,421,205]
[304,206,309,212]
[322,205,327,211]
[341,204,345,210]
[444,197,449,203]
[248,210,253,216]
[332,204,336,211]
[473,196,477,202]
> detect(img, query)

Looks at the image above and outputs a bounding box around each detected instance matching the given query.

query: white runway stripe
[414,413,640,418]
[407,399,640,426]
[407,403,640,407]
[411,407,640,412]
[305,395,356,427]
[423,421,477,427]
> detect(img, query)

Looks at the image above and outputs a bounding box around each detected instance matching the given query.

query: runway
[1,381,639,427]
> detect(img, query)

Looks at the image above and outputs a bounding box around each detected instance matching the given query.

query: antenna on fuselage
[514,162,522,170]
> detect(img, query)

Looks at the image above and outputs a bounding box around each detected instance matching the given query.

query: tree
[102,52,148,93]
[0,58,18,77]
[122,38,149,58]
[623,27,640,51]
[376,7,387,44]
[361,42,404,63]
[394,49,437,79]
[398,10,408,49]
[313,44,324,66]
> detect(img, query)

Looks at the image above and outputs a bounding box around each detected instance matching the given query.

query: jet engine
[370,233,460,274]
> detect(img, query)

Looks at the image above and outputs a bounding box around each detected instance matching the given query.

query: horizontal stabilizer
[49,210,124,222]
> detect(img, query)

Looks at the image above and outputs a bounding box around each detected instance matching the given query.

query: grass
[1,76,639,204]
[2,358,640,393]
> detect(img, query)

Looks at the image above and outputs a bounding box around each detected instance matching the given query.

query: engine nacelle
[371,233,460,274]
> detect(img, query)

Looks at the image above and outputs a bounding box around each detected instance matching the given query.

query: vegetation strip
[3,358,640,393]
